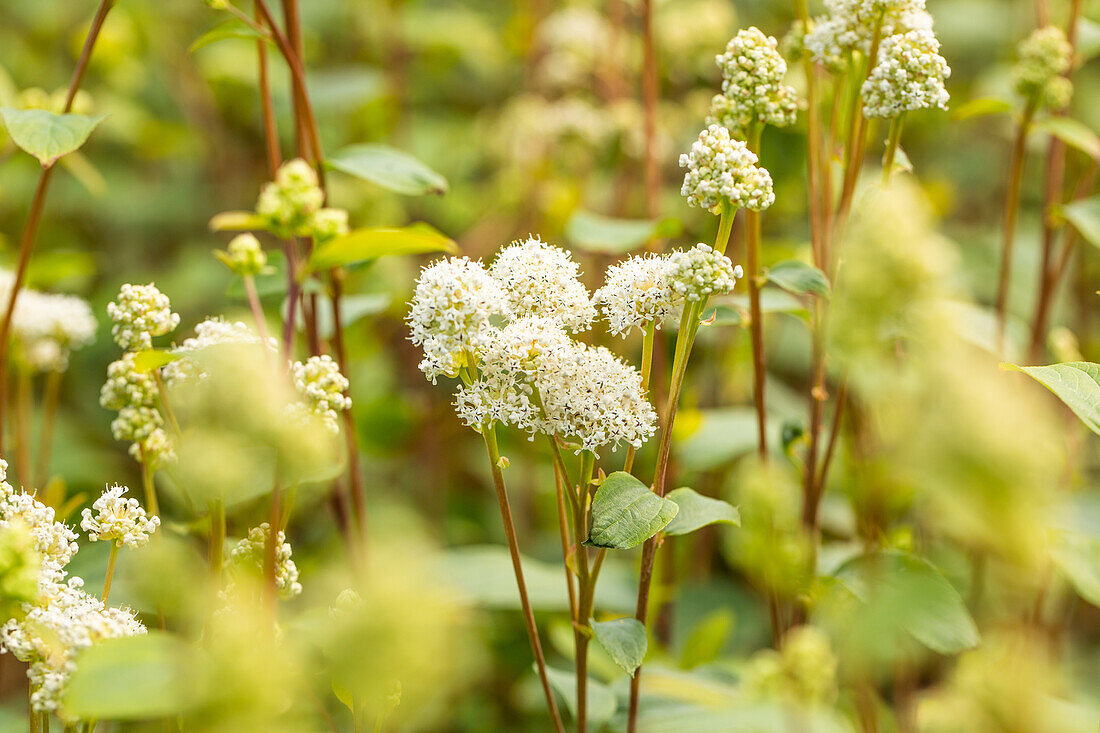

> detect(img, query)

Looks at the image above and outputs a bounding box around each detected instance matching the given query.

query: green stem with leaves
[623,321,656,473]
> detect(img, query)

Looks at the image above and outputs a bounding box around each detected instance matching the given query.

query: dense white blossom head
[407,256,510,382]
[290,355,351,434]
[668,244,743,302]
[4,287,96,372]
[1013,26,1073,110]
[80,485,159,549]
[708,27,799,135]
[862,29,950,118]
[0,461,78,568]
[806,0,929,69]
[680,125,775,213]
[107,283,179,352]
[110,405,163,445]
[231,523,302,600]
[594,254,683,337]
[488,238,596,332]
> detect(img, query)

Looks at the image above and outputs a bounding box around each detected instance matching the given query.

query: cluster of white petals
[1013,26,1073,110]
[806,0,930,69]
[407,257,510,382]
[101,346,174,467]
[488,237,596,332]
[594,254,683,337]
[0,467,78,569]
[231,523,302,600]
[708,27,798,134]
[107,283,179,351]
[680,124,775,213]
[862,29,950,118]
[290,355,351,433]
[668,244,743,302]
[80,485,159,548]
[100,353,157,412]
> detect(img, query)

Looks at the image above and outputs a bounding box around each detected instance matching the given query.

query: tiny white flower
[593,254,683,337]
[862,29,950,118]
[667,243,744,302]
[80,485,159,549]
[107,283,179,352]
[488,237,596,332]
[290,354,351,434]
[708,27,799,135]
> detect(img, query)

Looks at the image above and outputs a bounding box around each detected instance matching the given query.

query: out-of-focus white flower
[219,233,268,277]
[162,317,275,385]
[535,7,614,90]
[110,405,163,445]
[0,273,96,373]
[256,158,325,238]
[806,0,929,69]
[594,254,682,337]
[290,355,351,434]
[231,523,302,600]
[130,427,175,468]
[680,124,775,213]
[0,461,78,568]
[708,27,799,135]
[80,485,159,549]
[862,29,950,118]
[668,244,744,302]
[407,257,511,382]
[488,237,596,332]
[107,283,179,352]
[309,207,350,242]
[1013,26,1073,110]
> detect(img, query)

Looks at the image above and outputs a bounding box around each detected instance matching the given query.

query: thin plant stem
[254,0,282,175]
[0,0,115,451]
[714,199,735,256]
[153,371,181,438]
[242,275,273,365]
[795,0,829,268]
[995,102,1037,352]
[573,450,596,733]
[29,677,37,733]
[881,113,905,184]
[15,370,31,488]
[34,370,62,489]
[836,13,886,231]
[330,275,367,543]
[623,320,656,473]
[745,124,768,461]
[101,543,120,603]
[39,713,48,733]
[550,456,577,621]
[802,302,828,533]
[481,423,566,733]
[139,445,160,517]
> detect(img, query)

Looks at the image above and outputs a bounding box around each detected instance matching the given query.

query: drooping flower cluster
[1012,26,1073,110]
[255,158,348,242]
[862,29,950,118]
[594,254,683,337]
[80,485,160,549]
[488,237,596,332]
[806,0,930,70]
[668,244,744,302]
[289,355,351,434]
[230,523,302,600]
[680,124,775,213]
[708,27,799,135]
[0,272,96,373]
[107,283,180,352]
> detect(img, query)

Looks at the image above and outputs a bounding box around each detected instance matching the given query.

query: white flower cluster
[100,353,157,412]
[668,244,743,302]
[708,27,799,135]
[806,0,930,70]
[0,461,146,717]
[107,283,179,352]
[407,257,510,382]
[80,485,160,549]
[488,237,596,332]
[290,355,351,434]
[680,124,775,213]
[0,272,96,373]
[535,6,613,90]
[862,29,950,118]
[162,317,275,385]
[1013,26,1073,110]
[231,523,302,600]
[254,158,348,241]
[101,354,171,467]
[594,254,683,337]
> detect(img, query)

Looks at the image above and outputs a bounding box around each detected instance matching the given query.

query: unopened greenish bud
[217,233,268,276]
[310,208,350,242]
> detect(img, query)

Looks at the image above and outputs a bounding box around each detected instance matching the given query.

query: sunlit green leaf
[326,143,448,196]
[952,97,1013,121]
[664,488,740,536]
[764,260,830,299]
[1034,117,1100,160]
[307,224,457,272]
[0,108,106,166]
[131,349,182,373]
[543,665,617,728]
[1060,196,1100,252]
[189,19,270,54]
[565,211,681,254]
[673,407,781,471]
[209,210,268,232]
[591,617,647,676]
[1002,361,1100,435]
[1076,17,1100,62]
[679,609,735,670]
[586,472,678,550]
[313,292,391,340]
[1049,530,1100,607]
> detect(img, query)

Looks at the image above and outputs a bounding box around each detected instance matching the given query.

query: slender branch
[573,450,595,733]
[881,113,905,184]
[330,274,367,542]
[623,320,656,473]
[995,103,1037,352]
[255,0,282,175]
[34,370,62,489]
[242,275,273,367]
[744,125,768,460]
[14,371,31,488]
[550,455,577,621]
[101,543,120,602]
[836,13,885,230]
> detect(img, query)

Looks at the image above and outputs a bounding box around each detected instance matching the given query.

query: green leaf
[1034,117,1100,160]
[564,210,681,254]
[543,666,617,728]
[835,550,980,655]
[314,293,391,340]
[1002,361,1100,435]
[1060,196,1100,251]
[679,609,735,670]
[1076,17,1100,63]
[663,488,740,536]
[0,108,106,167]
[131,349,182,373]
[209,210,268,232]
[591,617,647,676]
[61,632,198,720]
[189,19,270,54]
[307,223,457,273]
[764,260,830,299]
[326,143,448,196]
[952,97,1013,121]
[672,407,781,471]
[586,472,678,549]
[1049,530,1100,607]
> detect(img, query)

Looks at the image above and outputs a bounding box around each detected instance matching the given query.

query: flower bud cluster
[668,244,743,302]
[806,0,930,70]
[80,485,160,549]
[231,523,302,600]
[862,29,950,118]
[290,355,352,434]
[708,27,798,135]
[488,237,596,332]
[680,124,775,213]
[1013,26,1073,110]
[594,254,683,337]
[217,233,268,277]
[107,283,179,352]
[254,158,350,242]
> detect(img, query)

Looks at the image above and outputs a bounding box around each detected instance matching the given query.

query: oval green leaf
[131,349,182,373]
[0,108,106,167]
[1060,195,1100,252]
[591,617,647,676]
[1034,117,1100,160]
[663,487,740,536]
[1049,530,1100,607]
[764,260,830,299]
[565,211,680,254]
[586,471,678,549]
[189,19,271,54]
[209,210,268,232]
[307,223,457,272]
[326,143,448,196]
[1002,361,1100,435]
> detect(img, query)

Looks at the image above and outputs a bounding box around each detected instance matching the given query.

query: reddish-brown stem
[550,455,577,621]
[243,275,273,364]
[255,0,282,175]
[995,104,1036,351]
[330,274,367,540]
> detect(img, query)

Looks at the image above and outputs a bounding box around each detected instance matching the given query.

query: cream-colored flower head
[594,254,683,337]
[680,124,775,213]
[231,523,302,600]
[862,29,950,118]
[290,354,351,434]
[488,237,596,332]
[80,485,159,549]
[668,244,743,302]
[806,0,928,69]
[708,27,799,135]
[100,353,157,412]
[1013,26,1073,110]
[3,285,96,373]
[255,158,325,238]
[107,283,179,352]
